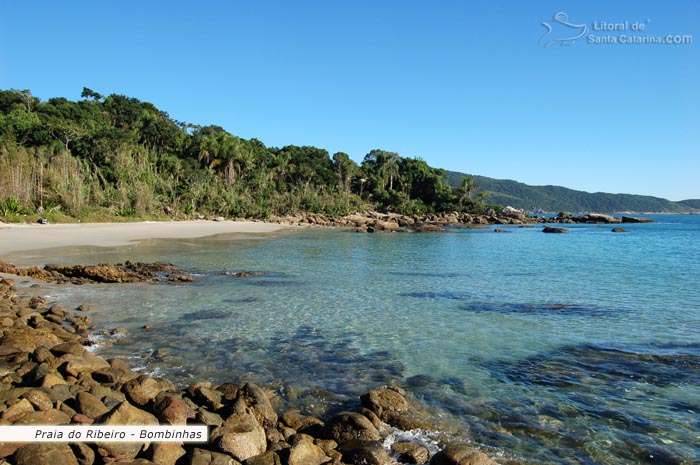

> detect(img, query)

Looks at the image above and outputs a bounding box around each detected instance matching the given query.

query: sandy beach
[0,220,293,257]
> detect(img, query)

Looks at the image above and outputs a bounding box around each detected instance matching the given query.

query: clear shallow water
[12,216,700,464]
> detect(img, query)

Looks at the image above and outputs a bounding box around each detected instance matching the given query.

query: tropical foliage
[0,88,490,221]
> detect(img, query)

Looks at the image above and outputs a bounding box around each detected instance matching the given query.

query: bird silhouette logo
[539,12,588,47]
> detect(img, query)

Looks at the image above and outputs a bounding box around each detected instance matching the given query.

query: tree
[81,87,104,102]
[332,152,358,194]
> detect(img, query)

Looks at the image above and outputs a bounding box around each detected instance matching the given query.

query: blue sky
[1,1,698,200]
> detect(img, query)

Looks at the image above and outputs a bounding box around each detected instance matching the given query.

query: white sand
[0,220,293,257]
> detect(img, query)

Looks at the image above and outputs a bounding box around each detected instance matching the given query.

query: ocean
[16,215,700,464]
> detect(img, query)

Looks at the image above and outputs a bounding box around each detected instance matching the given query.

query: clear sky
[1,1,698,200]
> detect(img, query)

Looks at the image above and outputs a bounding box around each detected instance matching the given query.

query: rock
[244,451,282,465]
[281,410,324,432]
[76,391,110,418]
[241,383,278,428]
[612,228,628,233]
[429,446,496,465]
[28,296,48,310]
[70,442,95,465]
[11,408,71,425]
[392,442,430,464]
[0,398,35,423]
[359,387,431,430]
[71,413,95,425]
[197,409,224,427]
[212,405,267,462]
[322,412,380,443]
[41,372,67,388]
[149,443,187,465]
[287,435,331,465]
[214,217,226,222]
[190,447,242,465]
[361,387,408,421]
[585,213,621,224]
[76,304,95,311]
[50,342,87,357]
[95,401,159,461]
[191,384,224,411]
[621,216,654,224]
[63,355,111,377]
[21,389,53,411]
[168,273,196,283]
[122,375,175,407]
[153,393,195,425]
[13,443,78,465]
[493,229,507,233]
[542,226,571,233]
[371,220,399,232]
[338,440,392,465]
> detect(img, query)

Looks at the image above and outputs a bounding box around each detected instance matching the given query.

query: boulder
[612,228,628,233]
[13,443,78,465]
[21,389,53,411]
[241,383,277,428]
[148,442,186,465]
[542,226,571,233]
[244,451,283,465]
[11,408,71,425]
[338,440,392,465]
[281,410,324,432]
[153,392,196,425]
[122,375,175,407]
[70,442,95,465]
[95,401,159,461]
[429,446,496,465]
[76,391,110,418]
[360,387,430,430]
[621,216,654,224]
[212,404,267,462]
[585,213,620,224]
[322,412,380,443]
[287,435,331,465]
[190,447,242,465]
[63,354,111,377]
[392,442,430,464]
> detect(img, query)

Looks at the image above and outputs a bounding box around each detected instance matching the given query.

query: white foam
[382,427,442,458]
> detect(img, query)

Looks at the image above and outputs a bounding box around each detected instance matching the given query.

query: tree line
[0,88,489,221]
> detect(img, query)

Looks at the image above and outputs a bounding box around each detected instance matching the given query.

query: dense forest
[445,172,696,213]
[0,88,492,222]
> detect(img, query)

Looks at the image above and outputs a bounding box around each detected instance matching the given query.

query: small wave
[383,427,442,459]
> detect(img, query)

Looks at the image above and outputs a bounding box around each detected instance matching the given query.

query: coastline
[0,220,296,258]
[0,224,500,465]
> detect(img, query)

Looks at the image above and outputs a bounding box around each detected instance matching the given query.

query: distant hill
[445,171,694,213]
[677,199,700,210]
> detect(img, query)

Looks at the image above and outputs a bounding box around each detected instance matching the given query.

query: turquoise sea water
[13,215,700,464]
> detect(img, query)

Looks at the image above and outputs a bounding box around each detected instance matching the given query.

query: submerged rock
[430,445,496,465]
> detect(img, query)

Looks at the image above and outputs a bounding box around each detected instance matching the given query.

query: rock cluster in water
[0,276,498,465]
[263,210,652,233]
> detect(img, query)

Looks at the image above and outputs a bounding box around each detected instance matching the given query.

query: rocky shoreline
[0,275,501,465]
[264,210,652,232]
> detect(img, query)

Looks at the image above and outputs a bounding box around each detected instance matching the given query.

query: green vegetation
[677,199,700,211]
[0,88,490,222]
[445,171,695,213]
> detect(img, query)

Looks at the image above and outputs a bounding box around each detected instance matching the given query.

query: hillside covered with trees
[0,88,491,222]
[445,172,695,214]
